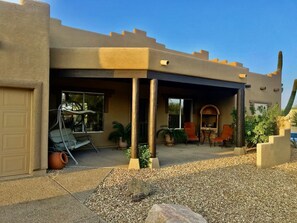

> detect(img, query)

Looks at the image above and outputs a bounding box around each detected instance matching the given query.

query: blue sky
[6,0,297,107]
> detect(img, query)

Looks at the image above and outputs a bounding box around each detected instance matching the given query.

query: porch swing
[49,103,99,165]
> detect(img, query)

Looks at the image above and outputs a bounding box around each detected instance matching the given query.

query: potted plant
[108,121,131,149]
[156,126,186,146]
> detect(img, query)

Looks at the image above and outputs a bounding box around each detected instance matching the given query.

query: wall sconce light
[260,86,266,91]
[238,73,247,79]
[273,88,280,92]
[160,60,169,66]
[245,84,251,88]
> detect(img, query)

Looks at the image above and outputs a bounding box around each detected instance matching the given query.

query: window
[61,91,104,132]
[252,102,269,115]
[168,98,192,128]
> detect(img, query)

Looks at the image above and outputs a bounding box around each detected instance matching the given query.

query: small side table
[201,129,213,147]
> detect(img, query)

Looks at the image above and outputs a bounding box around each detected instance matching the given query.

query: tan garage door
[0,87,32,177]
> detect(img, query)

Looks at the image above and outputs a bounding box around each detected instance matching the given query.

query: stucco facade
[0,0,49,177]
[0,0,282,176]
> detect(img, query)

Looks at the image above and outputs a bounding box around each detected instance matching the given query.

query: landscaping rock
[145,203,207,223]
[85,150,297,223]
[127,178,153,202]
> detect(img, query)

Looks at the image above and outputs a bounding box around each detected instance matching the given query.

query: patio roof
[50,47,249,84]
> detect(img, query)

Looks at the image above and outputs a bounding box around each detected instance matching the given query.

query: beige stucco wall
[49,18,282,109]
[50,19,166,49]
[50,47,249,84]
[245,71,282,111]
[50,48,150,70]
[0,0,50,171]
[95,82,131,147]
[50,47,281,108]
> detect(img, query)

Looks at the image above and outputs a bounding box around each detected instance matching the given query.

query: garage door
[0,87,32,177]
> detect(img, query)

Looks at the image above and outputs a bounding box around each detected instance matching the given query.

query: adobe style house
[0,0,282,176]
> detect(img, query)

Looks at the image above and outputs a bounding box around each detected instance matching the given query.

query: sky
[5,0,297,108]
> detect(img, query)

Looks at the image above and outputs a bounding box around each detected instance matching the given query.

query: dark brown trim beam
[51,69,148,78]
[148,71,244,89]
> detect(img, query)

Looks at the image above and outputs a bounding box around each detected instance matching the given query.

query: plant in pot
[157,126,187,146]
[108,121,131,149]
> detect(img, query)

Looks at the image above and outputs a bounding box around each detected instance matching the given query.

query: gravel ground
[85,149,297,223]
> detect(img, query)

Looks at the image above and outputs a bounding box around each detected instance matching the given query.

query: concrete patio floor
[65,143,235,170]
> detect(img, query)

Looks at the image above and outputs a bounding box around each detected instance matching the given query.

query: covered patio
[49,42,249,170]
[49,69,245,169]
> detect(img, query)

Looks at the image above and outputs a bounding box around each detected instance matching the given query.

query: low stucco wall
[257,128,291,168]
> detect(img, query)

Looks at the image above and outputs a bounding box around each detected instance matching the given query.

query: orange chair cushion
[213,125,233,143]
[184,122,199,141]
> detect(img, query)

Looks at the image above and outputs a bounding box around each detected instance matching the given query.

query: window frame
[167,98,193,129]
[249,100,271,116]
[61,90,104,133]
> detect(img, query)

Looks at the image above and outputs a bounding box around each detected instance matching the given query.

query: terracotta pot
[118,137,128,149]
[48,152,68,169]
[165,134,174,146]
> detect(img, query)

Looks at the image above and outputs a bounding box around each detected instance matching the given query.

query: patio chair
[213,124,233,147]
[184,122,199,145]
[49,128,98,164]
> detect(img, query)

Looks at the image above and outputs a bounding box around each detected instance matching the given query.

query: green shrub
[244,115,257,147]
[246,104,280,147]
[126,144,151,168]
[231,104,280,148]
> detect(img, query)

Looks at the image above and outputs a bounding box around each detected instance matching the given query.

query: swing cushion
[49,128,91,151]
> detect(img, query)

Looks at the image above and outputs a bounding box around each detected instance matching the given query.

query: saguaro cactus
[275,51,297,116]
[277,51,283,74]
[283,79,297,116]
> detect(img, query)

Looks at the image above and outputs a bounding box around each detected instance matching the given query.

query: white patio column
[148,79,160,168]
[128,78,140,169]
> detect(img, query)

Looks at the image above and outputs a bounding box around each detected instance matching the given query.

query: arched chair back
[213,124,233,147]
[184,122,199,145]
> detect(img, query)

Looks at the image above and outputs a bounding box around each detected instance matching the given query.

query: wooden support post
[148,79,160,168]
[236,87,245,147]
[129,78,140,169]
